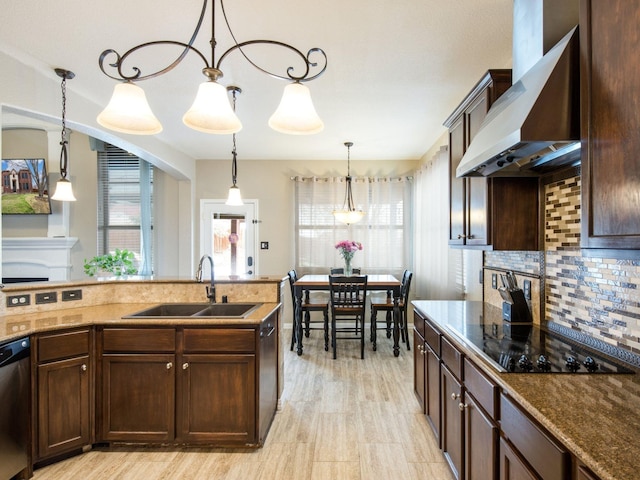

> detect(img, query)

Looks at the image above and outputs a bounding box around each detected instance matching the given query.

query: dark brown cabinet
[441,364,464,479]
[580,0,640,251]
[413,328,426,412]
[445,70,539,250]
[34,328,93,462]
[499,436,538,480]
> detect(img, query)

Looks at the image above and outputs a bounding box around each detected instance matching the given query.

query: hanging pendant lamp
[51,68,77,202]
[333,142,364,225]
[226,86,243,206]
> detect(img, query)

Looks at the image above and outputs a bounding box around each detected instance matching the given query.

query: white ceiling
[0,0,513,162]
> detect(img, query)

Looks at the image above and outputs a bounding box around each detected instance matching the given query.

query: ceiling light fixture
[226,86,243,206]
[333,142,364,225]
[96,0,327,136]
[51,68,77,202]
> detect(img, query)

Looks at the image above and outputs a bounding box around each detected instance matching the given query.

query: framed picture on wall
[1,158,52,214]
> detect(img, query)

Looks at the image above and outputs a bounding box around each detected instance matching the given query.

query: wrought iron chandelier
[51,68,77,202]
[226,86,243,206]
[96,0,327,136]
[333,142,364,225]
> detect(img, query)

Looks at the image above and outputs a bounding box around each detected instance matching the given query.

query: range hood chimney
[456,0,580,177]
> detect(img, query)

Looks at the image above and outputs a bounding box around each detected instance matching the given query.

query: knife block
[502,289,532,322]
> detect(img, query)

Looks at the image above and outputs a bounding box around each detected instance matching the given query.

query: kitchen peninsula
[0,276,285,478]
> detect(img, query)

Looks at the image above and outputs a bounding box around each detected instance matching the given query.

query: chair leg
[385,311,392,338]
[290,324,295,351]
[304,311,311,337]
[332,314,337,359]
[323,308,329,351]
[403,311,410,350]
[371,307,378,351]
[360,318,365,359]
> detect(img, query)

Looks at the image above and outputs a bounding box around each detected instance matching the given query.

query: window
[294,175,412,275]
[97,143,154,275]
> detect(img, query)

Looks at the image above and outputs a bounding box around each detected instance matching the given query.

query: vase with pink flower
[335,240,363,276]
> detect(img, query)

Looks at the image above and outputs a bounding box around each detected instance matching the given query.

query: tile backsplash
[486,174,640,357]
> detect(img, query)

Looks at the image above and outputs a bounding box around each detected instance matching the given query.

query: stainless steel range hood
[456,7,580,177]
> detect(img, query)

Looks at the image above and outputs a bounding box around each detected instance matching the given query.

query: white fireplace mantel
[2,237,78,281]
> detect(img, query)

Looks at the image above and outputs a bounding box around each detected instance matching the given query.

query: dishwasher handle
[0,337,30,368]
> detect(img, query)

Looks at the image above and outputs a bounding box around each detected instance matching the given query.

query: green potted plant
[84,248,138,277]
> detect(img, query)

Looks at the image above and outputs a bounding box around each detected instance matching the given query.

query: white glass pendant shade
[226,185,243,206]
[183,81,242,134]
[268,82,324,135]
[97,82,162,135]
[51,178,76,202]
[333,209,364,225]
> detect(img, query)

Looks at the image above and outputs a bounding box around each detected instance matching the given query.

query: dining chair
[287,270,329,351]
[370,270,413,351]
[329,274,368,359]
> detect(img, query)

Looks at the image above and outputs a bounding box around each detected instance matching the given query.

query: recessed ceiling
[0,0,513,162]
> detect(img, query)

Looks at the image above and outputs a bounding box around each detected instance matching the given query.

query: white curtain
[293,175,412,277]
[413,146,464,300]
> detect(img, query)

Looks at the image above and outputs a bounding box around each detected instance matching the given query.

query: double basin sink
[124,303,261,319]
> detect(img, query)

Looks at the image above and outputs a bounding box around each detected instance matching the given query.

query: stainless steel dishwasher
[0,336,30,480]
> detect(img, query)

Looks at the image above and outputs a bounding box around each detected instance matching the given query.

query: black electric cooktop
[449,321,634,374]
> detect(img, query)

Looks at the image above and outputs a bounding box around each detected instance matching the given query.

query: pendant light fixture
[333,142,364,225]
[226,86,243,206]
[51,68,77,202]
[96,0,327,136]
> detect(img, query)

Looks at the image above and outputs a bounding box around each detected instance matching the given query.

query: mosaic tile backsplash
[487,175,640,356]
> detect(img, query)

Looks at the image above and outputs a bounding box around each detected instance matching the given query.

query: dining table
[293,274,402,356]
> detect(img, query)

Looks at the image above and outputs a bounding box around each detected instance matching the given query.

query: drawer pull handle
[166,362,173,370]
[81,364,87,372]
[451,392,460,401]
[182,362,189,370]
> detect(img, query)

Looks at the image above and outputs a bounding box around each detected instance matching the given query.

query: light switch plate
[260,241,269,250]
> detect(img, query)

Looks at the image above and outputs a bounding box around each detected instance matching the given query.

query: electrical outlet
[7,294,30,307]
[523,280,531,300]
[491,273,497,289]
[62,289,82,301]
[36,292,58,304]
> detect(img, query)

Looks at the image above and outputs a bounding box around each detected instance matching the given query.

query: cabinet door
[413,329,426,413]
[37,356,91,459]
[499,437,537,480]
[580,0,640,250]
[425,344,441,444]
[101,354,175,442]
[177,354,256,445]
[449,116,466,245]
[464,393,498,480]
[465,93,490,246]
[441,365,464,480]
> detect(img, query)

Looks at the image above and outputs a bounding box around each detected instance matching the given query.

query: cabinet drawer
[38,329,90,363]
[102,328,175,352]
[441,336,463,380]
[413,312,425,339]
[463,358,497,419]
[500,393,569,480]
[183,328,255,353]
[424,320,440,356]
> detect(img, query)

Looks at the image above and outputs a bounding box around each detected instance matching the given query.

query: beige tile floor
[32,326,454,480]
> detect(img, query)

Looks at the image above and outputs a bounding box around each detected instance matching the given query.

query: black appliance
[455,322,634,374]
[0,336,31,480]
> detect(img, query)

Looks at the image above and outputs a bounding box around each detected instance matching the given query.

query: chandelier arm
[98,0,210,82]
[216,40,327,82]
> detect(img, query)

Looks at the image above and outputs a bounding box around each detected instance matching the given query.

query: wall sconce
[51,68,77,202]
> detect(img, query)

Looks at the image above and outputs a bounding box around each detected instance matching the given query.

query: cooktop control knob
[583,356,599,373]
[565,356,581,372]
[517,354,533,372]
[536,355,551,372]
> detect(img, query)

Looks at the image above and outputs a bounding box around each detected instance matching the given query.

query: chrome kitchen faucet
[196,254,216,303]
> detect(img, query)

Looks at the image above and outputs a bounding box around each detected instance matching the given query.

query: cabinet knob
[166,362,173,370]
[81,363,87,372]
[459,402,468,411]
[418,345,425,355]
[182,362,189,370]
[457,234,466,239]
[467,234,474,239]
[451,392,460,401]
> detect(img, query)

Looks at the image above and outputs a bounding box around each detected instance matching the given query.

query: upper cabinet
[580,0,640,251]
[444,70,539,250]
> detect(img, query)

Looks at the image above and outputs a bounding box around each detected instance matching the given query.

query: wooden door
[177,354,256,444]
[425,344,441,444]
[441,365,464,479]
[499,437,537,480]
[413,329,426,413]
[464,393,498,480]
[449,117,466,245]
[101,354,175,442]
[37,356,91,459]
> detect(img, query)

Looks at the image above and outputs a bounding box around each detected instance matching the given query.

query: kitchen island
[413,300,640,480]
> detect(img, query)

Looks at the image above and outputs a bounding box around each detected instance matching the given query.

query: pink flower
[335,240,363,259]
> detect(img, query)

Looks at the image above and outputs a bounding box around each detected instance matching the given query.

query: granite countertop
[412,300,640,480]
[0,302,281,343]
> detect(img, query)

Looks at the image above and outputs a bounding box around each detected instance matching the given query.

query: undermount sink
[124,303,261,319]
